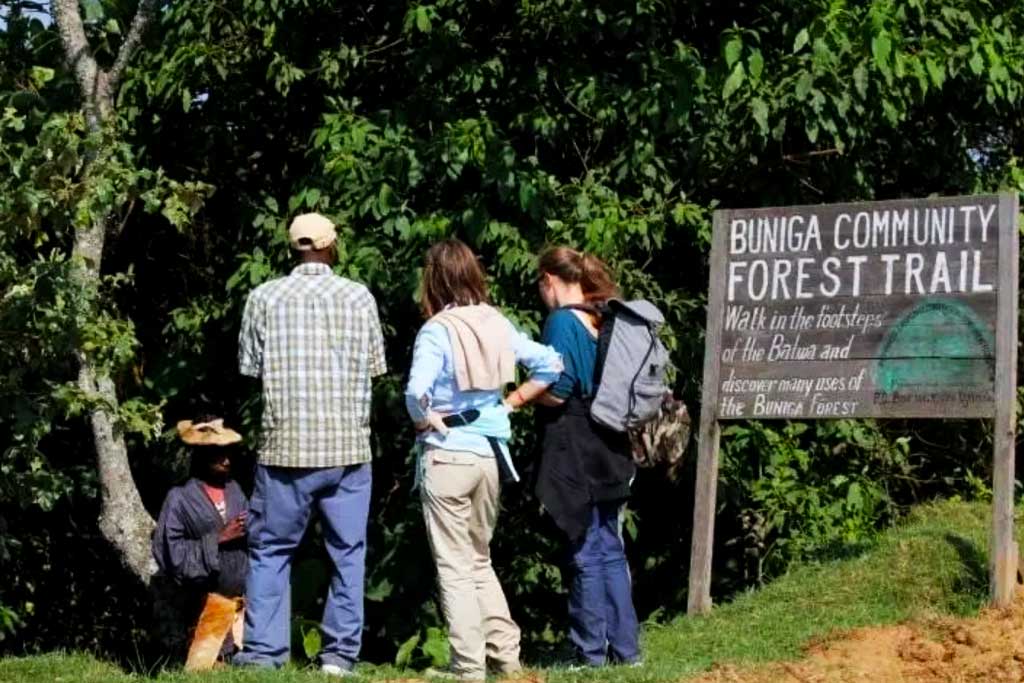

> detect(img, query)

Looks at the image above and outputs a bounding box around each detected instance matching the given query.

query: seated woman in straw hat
[152,416,249,669]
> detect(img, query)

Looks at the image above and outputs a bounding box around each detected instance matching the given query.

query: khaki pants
[421,449,521,679]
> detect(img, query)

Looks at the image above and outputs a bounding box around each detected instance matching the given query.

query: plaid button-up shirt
[238,263,387,468]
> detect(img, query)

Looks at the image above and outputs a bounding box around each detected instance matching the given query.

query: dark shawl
[535,398,635,542]
[152,478,248,597]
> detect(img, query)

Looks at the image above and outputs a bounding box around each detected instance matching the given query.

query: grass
[0,499,1003,683]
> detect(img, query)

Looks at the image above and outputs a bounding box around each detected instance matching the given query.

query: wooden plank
[990,192,1019,607]
[688,210,728,616]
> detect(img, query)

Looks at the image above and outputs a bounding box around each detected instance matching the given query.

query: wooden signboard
[688,193,1019,615]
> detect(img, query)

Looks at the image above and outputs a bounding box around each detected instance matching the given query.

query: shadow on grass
[944,532,988,602]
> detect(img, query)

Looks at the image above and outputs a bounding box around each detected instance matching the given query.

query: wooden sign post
[688,193,1019,615]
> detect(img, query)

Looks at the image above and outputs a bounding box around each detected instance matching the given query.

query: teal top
[542,308,598,399]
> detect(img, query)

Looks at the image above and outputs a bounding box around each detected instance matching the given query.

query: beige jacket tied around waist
[430,304,516,392]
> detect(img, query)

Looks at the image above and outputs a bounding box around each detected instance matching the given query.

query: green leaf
[871,34,892,68]
[847,482,863,509]
[29,67,55,89]
[181,88,192,112]
[623,509,639,541]
[104,18,120,34]
[722,63,746,99]
[415,6,432,33]
[82,0,103,22]
[795,72,812,100]
[881,99,899,125]
[365,576,392,602]
[724,36,743,68]
[421,627,449,666]
[969,51,984,75]
[518,182,537,212]
[302,627,322,660]
[893,52,906,79]
[806,121,819,143]
[925,59,945,87]
[395,633,420,668]
[748,49,764,80]
[305,188,321,208]
[751,97,769,135]
[853,63,869,98]
[793,28,809,53]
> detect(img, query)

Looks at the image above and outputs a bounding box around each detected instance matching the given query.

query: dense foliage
[2,0,1023,668]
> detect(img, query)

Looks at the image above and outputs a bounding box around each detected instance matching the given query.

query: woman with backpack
[534,246,641,668]
[404,238,563,682]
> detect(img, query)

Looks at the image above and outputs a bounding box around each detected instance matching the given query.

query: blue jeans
[568,501,640,665]
[235,463,372,669]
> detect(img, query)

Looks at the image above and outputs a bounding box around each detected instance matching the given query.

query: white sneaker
[321,663,355,677]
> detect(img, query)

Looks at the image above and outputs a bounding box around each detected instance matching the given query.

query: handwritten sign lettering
[708,195,1003,420]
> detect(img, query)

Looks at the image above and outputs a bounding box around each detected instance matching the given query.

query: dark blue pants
[568,501,640,665]
[235,463,371,669]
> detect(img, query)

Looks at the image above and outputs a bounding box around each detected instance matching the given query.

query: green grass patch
[0,499,1003,683]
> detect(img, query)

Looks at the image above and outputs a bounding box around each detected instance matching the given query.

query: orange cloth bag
[184,593,245,671]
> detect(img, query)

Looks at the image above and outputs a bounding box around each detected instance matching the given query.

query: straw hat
[176,419,242,446]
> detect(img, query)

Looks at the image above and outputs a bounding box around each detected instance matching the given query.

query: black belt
[441,409,481,427]
[440,409,518,484]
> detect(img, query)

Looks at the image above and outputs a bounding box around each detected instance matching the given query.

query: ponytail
[537,246,619,304]
[578,253,618,304]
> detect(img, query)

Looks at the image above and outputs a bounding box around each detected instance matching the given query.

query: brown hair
[420,238,490,318]
[537,246,619,304]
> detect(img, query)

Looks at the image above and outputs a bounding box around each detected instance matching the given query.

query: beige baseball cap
[288,212,337,251]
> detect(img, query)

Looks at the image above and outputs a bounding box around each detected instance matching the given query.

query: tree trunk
[54,0,160,584]
[77,361,158,580]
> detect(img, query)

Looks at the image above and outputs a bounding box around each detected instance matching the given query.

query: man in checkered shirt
[234,212,386,677]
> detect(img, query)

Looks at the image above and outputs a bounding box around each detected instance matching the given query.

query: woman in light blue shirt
[404,239,561,682]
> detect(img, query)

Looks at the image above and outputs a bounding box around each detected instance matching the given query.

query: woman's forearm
[505,379,554,410]
[535,391,565,407]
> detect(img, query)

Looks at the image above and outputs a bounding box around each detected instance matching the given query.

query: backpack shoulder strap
[559,303,614,389]
[591,301,618,387]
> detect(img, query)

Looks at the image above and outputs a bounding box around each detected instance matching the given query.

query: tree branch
[53,0,160,123]
[108,0,159,90]
[52,0,100,118]
[782,147,841,164]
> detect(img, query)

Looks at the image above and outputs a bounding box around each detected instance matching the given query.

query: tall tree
[51,0,161,581]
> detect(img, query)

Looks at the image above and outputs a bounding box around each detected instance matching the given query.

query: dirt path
[695,591,1024,683]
